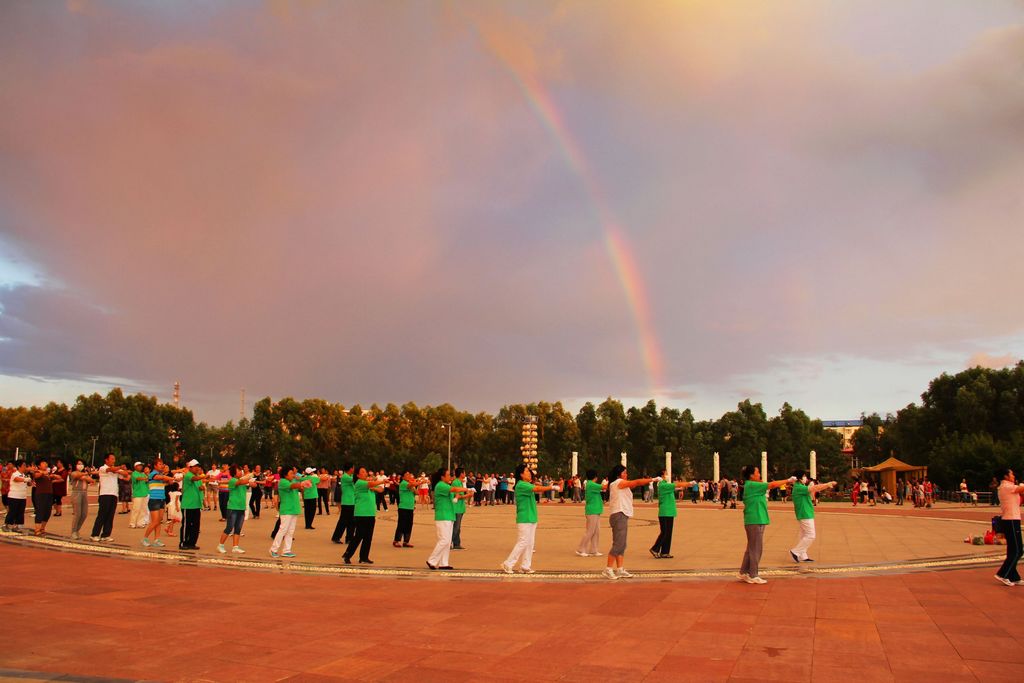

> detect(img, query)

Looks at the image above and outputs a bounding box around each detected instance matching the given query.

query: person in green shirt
[300,467,320,530]
[451,467,473,550]
[178,459,207,550]
[788,470,837,563]
[500,464,559,574]
[739,465,795,584]
[271,465,304,558]
[426,468,473,570]
[393,470,427,548]
[342,467,386,564]
[650,470,690,559]
[218,465,257,554]
[575,469,607,557]
[330,463,355,544]
[129,461,149,529]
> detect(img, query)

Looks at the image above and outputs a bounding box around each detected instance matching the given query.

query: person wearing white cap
[128,461,149,529]
[301,467,320,530]
[179,459,207,550]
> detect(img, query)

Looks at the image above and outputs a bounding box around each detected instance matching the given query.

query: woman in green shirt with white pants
[426,468,472,570]
[739,465,795,584]
[501,464,559,574]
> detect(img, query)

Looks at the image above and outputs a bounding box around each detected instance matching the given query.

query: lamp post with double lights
[441,423,453,472]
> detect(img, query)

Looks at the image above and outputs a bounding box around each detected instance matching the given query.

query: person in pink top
[995,467,1024,586]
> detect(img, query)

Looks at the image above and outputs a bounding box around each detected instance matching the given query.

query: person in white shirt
[90,453,128,542]
[602,465,657,580]
[3,460,30,531]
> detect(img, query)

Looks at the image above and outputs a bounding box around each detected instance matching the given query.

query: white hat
[304,467,315,474]
[133,461,143,466]
[187,459,200,467]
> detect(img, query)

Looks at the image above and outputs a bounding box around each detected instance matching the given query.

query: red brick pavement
[1,546,1023,682]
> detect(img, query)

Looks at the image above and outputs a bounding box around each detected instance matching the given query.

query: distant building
[821,419,862,453]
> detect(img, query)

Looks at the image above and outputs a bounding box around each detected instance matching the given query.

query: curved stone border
[1,528,1003,582]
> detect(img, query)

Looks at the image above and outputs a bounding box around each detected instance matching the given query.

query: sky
[1,0,1023,426]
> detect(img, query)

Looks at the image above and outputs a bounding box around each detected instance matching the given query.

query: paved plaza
[1,499,1003,576]
[1,500,1021,682]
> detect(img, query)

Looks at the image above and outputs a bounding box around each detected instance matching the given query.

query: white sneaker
[232,546,246,554]
[500,562,514,575]
[1014,580,1024,586]
[100,537,113,543]
[738,572,749,581]
[591,551,602,556]
[602,567,619,580]
[141,538,151,547]
[518,567,536,574]
[575,551,590,557]
[616,568,634,578]
[70,532,80,540]
[995,575,1014,586]
[91,536,100,542]
[217,544,227,554]
[745,576,767,584]
[153,539,165,547]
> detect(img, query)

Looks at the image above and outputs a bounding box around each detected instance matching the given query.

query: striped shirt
[148,471,167,500]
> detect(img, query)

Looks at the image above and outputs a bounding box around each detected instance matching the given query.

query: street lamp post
[441,423,452,472]
[90,436,98,468]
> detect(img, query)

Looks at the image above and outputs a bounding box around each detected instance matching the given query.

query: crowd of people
[2,455,1021,586]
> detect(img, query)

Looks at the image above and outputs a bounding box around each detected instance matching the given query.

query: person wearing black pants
[317,472,330,516]
[343,468,383,564]
[331,464,355,544]
[249,476,263,519]
[393,471,424,547]
[181,508,201,548]
[178,460,206,550]
[650,472,687,558]
[91,493,118,539]
[995,467,1024,586]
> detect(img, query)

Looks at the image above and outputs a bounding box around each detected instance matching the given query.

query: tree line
[2,363,1022,488]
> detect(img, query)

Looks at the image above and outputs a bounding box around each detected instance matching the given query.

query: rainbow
[474,28,666,397]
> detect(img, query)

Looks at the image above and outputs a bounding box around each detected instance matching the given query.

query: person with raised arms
[602,465,657,580]
[178,459,207,550]
[342,467,386,565]
[575,469,606,557]
[3,460,29,532]
[68,459,95,540]
[330,463,356,544]
[650,470,690,559]
[426,468,473,570]
[994,466,1024,586]
[451,467,471,550]
[141,462,176,548]
[393,470,427,548]
[218,465,258,554]
[91,454,129,543]
[500,464,559,575]
[788,470,837,563]
[739,465,796,584]
[271,465,304,558]
[128,461,149,529]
